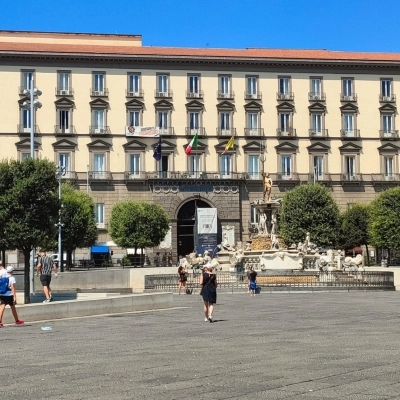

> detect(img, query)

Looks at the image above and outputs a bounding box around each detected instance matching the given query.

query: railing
[126,89,144,98]
[244,128,264,136]
[371,173,400,183]
[88,171,113,181]
[277,92,294,101]
[245,91,262,100]
[341,173,363,182]
[124,171,147,181]
[379,94,396,102]
[186,90,204,99]
[54,125,76,135]
[154,89,173,98]
[17,124,39,135]
[340,129,360,138]
[217,90,235,100]
[277,128,296,138]
[90,88,109,97]
[145,171,245,180]
[241,172,262,180]
[379,130,399,139]
[276,172,300,181]
[309,129,328,138]
[308,92,326,101]
[340,93,357,101]
[60,171,78,181]
[55,88,74,96]
[145,271,394,291]
[89,126,110,135]
[216,127,236,136]
[185,127,206,137]
[309,173,332,182]
[158,127,175,136]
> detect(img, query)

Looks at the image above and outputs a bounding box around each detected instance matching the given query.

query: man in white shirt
[0,264,6,278]
[0,266,24,327]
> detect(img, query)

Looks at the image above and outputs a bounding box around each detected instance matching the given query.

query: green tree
[61,182,98,268]
[0,158,59,303]
[279,183,341,247]
[109,200,169,253]
[369,187,400,250]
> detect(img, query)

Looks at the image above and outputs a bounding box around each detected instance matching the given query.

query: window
[21,71,33,91]
[129,154,141,176]
[93,153,105,179]
[248,155,259,179]
[158,111,169,132]
[246,112,259,135]
[188,75,200,96]
[313,155,324,180]
[221,154,232,178]
[279,77,290,94]
[220,112,231,131]
[58,110,71,133]
[128,74,140,94]
[160,154,169,178]
[94,203,105,228]
[21,152,30,161]
[93,73,105,94]
[250,205,259,224]
[311,113,323,134]
[93,110,105,132]
[219,76,231,97]
[22,109,31,132]
[128,110,140,127]
[310,78,322,96]
[188,155,201,178]
[281,155,292,178]
[383,156,395,180]
[58,72,70,94]
[158,75,168,94]
[344,155,356,178]
[381,79,392,98]
[342,78,355,99]
[343,113,355,136]
[246,76,258,97]
[189,112,200,130]
[279,113,291,134]
[382,114,393,134]
[58,153,71,178]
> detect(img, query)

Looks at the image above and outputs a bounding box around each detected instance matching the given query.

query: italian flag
[185,133,198,155]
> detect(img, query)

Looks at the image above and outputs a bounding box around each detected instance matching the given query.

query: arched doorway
[177,199,211,256]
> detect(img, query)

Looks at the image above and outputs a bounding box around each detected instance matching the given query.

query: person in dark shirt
[248,268,257,297]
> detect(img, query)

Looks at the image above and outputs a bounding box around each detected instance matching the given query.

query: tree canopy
[340,203,370,249]
[109,200,169,249]
[279,183,341,247]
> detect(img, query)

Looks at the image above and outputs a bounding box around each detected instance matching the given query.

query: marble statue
[221,232,235,251]
[258,212,267,236]
[271,233,280,250]
[271,211,277,235]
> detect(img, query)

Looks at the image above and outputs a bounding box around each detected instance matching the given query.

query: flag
[153,136,162,161]
[185,133,198,155]
[222,136,235,155]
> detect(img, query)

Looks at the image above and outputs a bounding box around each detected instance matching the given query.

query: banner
[126,126,160,137]
[196,208,218,256]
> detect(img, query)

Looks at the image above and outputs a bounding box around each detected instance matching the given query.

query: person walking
[199,264,217,322]
[36,249,58,303]
[0,266,24,327]
[249,268,258,297]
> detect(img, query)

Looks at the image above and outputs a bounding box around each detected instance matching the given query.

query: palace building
[0,30,399,259]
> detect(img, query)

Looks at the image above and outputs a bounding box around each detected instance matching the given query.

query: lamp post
[56,164,66,272]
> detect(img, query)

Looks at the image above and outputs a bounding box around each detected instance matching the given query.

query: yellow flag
[222,136,235,154]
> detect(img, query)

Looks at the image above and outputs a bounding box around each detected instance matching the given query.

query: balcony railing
[88,171,113,181]
[309,173,332,182]
[216,127,236,136]
[241,172,262,180]
[126,89,144,98]
[89,126,111,135]
[90,88,109,97]
[217,91,235,100]
[371,173,400,183]
[186,90,204,99]
[341,173,363,182]
[276,172,300,181]
[309,129,328,138]
[55,88,74,96]
[17,124,39,135]
[59,171,78,181]
[154,90,173,98]
[145,171,244,180]
[379,94,396,103]
[185,127,206,137]
[340,93,357,102]
[277,92,294,101]
[244,128,264,137]
[54,125,76,136]
[124,171,147,181]
[308,92,326,101]
[244,91,262,100]
[340,129,360,139]
[277,128,296,138]
[379,130,399,140]
[158,127,175,136]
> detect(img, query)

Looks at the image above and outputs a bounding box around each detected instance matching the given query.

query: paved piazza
[3,292,400,400]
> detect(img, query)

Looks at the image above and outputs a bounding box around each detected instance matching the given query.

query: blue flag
[153,136,162,161]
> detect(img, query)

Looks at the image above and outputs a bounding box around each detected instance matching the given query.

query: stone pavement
[3,292,400,400]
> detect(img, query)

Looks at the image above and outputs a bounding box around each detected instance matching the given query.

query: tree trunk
[23,249,31,304]
[365,244,370,266]
[67,250,72,270]
[1,249,5,266]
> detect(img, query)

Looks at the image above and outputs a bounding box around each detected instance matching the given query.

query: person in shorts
[36,249,58,303]
[0,266,24,327]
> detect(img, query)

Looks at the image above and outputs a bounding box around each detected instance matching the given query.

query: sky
[1,0,400,53]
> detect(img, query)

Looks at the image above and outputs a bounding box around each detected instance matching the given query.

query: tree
[0,158,59,303]
[369,187,400,250]
[61,182,98,268]
[109,200,170,254]
[279,183,341,247]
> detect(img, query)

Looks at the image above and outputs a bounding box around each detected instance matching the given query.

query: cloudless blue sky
[2,0,399,52]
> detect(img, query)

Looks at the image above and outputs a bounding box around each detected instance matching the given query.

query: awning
[91,246,109,253]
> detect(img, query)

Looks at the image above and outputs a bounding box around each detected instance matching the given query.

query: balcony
[54,125,76,136]
[154,90,173,99]
[60,171,78,181]
[89,126,111,136]
[276,172,300,182]
[216,127,236,137]
[185,127,206,138]
[308,92,326,101]
[277,92,294,101]
[340,129,360,139]
[244,128,264,137]
[244,91,262,100]
[309,173,332,182]
[241,172,262,180]
[340,93,357,102]
[126,89,144,98]
[371,174,400,184]
[217,91,235,100]
[145,171,243,180]
[96,222,108,230]
[55,88,74,96]
[158,127,175,136]
[379,94,396,103]
[90,88,109,97]
[379,130,399,140]
[309,129,329,139]
[186,90,204,99]
[341,173,363,183]
[88,171,113,182]
[277,128,296,139]
[17,125,40,136]
[124,171,147,181]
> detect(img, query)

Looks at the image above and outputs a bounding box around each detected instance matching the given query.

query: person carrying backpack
[0,266,24,327]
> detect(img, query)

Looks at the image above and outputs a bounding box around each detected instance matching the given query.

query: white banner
[126,126,160,137]
[197,208,218,234]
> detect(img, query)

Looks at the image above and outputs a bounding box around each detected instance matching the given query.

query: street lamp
[22,78,42,158]
[56,164,66,272]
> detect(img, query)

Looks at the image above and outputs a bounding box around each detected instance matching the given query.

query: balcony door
[342,79,353,96]
[248,155,259,179]
[343,113,354,137]
[188,155,201,178]
[313,155,323,180]
[344,156,356,179]
[158,111,168,133]
[189,112,200,134]
[279,78,289,94]
[247,77,257,96]
[189,76,199,95]
[247,113,258,135]
[22,109,31,132]
[281,155,292,179]
[221,154,232,178]
[220,76,230,96]
[311,114,322,135]
[95,203,105,228]
[59,153,71,178]
[311,78,321,97]
[93,153,105,179]
[94,74,104,93]
[159,154,169,178]
[93,110,105,131]
[158,75,168,94]
[382,114,393,136]
[59,109,70,133]
[280,113,291,134]
[384,156,394,180]
[129,154,141,177]
[59,73,70,92]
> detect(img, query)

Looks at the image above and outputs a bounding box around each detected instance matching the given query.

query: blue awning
[91,246,109,253]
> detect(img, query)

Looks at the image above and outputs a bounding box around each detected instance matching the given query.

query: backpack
[0,277,9,295]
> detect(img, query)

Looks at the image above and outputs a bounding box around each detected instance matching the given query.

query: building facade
[0,31,400,258]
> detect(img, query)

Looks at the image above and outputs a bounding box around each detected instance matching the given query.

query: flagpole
[159,132,162,178]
